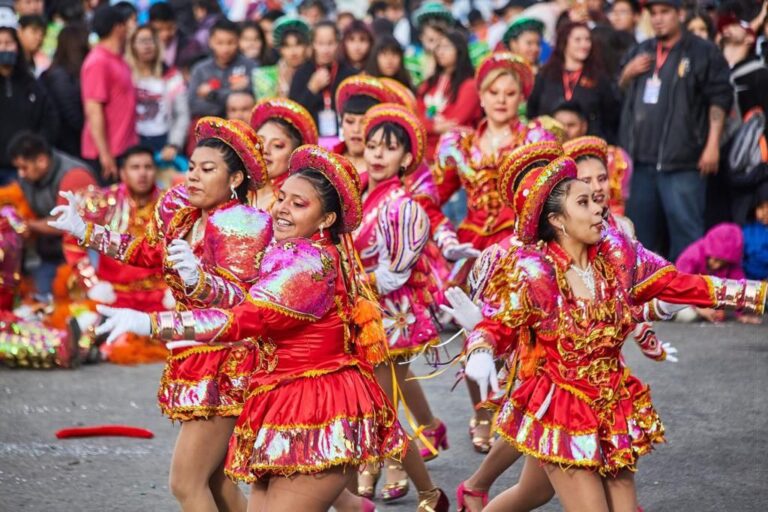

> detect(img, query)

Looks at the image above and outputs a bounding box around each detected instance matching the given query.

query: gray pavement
[0,322,766,512]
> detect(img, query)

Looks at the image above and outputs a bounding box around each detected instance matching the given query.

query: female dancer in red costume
[335,75,474,273]
[351,103,449,510]
[458,153,766,511]
[49,118,273,511]
[249,97,318,210]
[433,52,558,452]
[446,141,678,511]
[94,146,412,511]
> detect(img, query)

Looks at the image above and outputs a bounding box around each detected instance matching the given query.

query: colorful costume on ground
[432,53,555,251]
[80,118,273,420]
[64,183,166,311]
[150,146,407,480]
[0,207,80,369]
[249,97,319,211]
[355,104,443,357]
[466,155,767,474]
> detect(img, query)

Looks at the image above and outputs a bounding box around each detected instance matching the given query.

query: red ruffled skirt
[157,343,255,421]
[224,363,408,482]
[495,371,665,475]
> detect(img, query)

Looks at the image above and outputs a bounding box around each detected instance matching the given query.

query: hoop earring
[230,184,237,200]
[319,224,324,238]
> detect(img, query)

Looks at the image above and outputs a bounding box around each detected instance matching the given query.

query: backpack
[726,59,768,175]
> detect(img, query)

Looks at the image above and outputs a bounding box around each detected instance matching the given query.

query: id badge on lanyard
[643,75,661,105]
[643,43,671,105]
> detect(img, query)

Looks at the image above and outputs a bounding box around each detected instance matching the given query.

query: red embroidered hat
[512,156,578,243]
[362,103,426,175]
[250,97,319,146]
[498,140,564,207]
[563,135,608,164]
[475,51,534,99]
[288,145,363,233]
[380,77,417,112]
[195,117,268,191]
[335,75,401,115]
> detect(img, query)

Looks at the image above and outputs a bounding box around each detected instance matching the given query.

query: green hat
[502,16,545,46]
[272,15,310,48]
[412,1,454,29]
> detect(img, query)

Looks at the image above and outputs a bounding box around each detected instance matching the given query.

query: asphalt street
[1,322,766,512]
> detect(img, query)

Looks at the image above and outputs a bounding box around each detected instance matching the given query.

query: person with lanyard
[49,117,274,512]
[289,20,356,138]
[527,21,621,143]
[448,148,766,512]
[249,97,319,211]
[618,0,732,261]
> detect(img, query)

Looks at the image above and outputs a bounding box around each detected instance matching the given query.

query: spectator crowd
[0,0,766,306]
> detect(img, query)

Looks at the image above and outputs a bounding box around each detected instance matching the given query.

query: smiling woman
[444,146,768,512]
[47,116,274,512]
[89,146,411,511]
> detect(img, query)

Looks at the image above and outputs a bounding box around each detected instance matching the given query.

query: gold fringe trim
[245,297,320,322]
[168,344,227,361]
[224,447,407,483]
[632,266,675,299]
[160,403,243,422]
[244,361,369,399]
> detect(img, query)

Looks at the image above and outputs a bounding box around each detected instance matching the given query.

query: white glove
[48,191,87,240]
[86,281,117,304]
[161,288,176,309]
[373,266,411,295]
[465,350,499,401]
[440,286,483,332]
[95,305,151,344]
[167,239,201,288]
[662,342,678,363]
[442,242,481,261]
[656,300,689,320]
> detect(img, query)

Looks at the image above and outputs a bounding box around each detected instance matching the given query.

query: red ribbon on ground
[55,425,154,439]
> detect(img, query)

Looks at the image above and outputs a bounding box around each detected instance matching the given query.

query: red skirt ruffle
[495,372,665,475]
[224,364,408,482]
[157,344,255,421]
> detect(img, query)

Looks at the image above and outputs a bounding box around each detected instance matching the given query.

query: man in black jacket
[618,0,732,260]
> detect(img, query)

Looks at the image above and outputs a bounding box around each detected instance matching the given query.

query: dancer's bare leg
[259,467,352,512]
[331,488,371,511]
[246,481,267,512]
[603,470,638,512]
[459,438,523,511]
[485,457,555,512]
[544,464,609,512]
[403,368,437,427]
[209,460,248,512]
[169,416,243,512]
[373,362,436,493]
